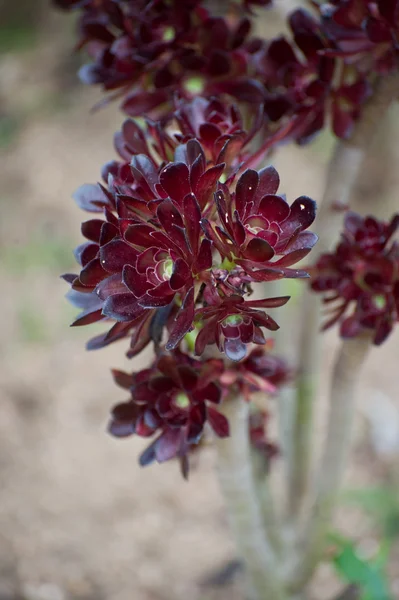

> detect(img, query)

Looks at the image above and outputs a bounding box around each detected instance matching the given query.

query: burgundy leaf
[170,258,191,290]
[235,169,259,218]
[73,183,111,212]
[102,293,146,321]
[160,162,191,204]
[207,407,229,437]
[100,239,138,273]
[81,219,104,243]
[258,195,290,223]
[71,309,104,327]
[166,287,195,350]
[244,238,275,262]
[79,258,108,287]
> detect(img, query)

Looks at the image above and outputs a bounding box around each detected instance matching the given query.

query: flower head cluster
[258,7,372,142]
[57,1,324,474]
[108,342,286,473]
[318,0,399,75]
[310,211,399,344]
[65,104,317,362]
[55,0,398,145]
[221,343,290,399]
[53,0,268,115]
[108,350,226,476]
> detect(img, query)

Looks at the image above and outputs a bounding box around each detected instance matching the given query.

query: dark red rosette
[311,211,399,345]
[65,114,317,361]
[259,8,371,142]
[201,165,318,281]
[318,0,399,75]
[220,342,291,399]
[54,0,267,116]
[108,351,227,476]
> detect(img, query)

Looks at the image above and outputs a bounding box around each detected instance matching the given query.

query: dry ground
[1,6,399,600]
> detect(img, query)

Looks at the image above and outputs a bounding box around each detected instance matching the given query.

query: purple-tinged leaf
[111,369,133,390]
[122,264,151,298]
[160,162,191,204]
[122,89,169,118]
[155,429,182,463]
[74,242,98,267]
[193,238,213,274]
[245,296,290,309]
[100,239,138,273]
[72,183,111,212]
[258,195,290,223]
[244,238,275,262]
[79,258,108,286]
[170,258,191,290]
[130,154,158,195]
[193,163,225,209]
[81,219,104,243]
[254,166,280,207]
[96,273,126,300]
[166,287,195,350]
[208,406,229,437]
[157,199,184,235]
[99,222,118,246]
[224,338,247,361]
[102,293,146,321]
[66,288,102,310]
[71,309,104,327]
[182,193,201,254]
[235,169,259,219]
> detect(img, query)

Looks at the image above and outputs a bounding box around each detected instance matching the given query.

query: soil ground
[1,6,399,600]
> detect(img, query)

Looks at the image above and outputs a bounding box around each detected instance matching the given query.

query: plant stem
[286,72,399,523]
[289,332,373,592]
[251,448,283,555]
[215,395,287,600]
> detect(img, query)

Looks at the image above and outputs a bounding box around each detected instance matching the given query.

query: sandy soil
[1,7,399,600]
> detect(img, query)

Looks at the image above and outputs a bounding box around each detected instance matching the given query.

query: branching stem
[289,333,373,592]
[215,395,287,600]
[287,72,399,524]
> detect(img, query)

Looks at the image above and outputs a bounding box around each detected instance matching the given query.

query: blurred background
[1,2,399,599]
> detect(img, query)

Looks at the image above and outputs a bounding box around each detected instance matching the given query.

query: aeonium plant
[56,1,399,599]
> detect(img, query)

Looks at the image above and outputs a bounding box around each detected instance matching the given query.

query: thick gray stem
[215,396,287,600]
[251,449,283,555]
[289,333,372,591]
[287,72,399,524]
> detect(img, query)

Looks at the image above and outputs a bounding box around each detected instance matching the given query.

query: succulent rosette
[57,1,324,474]
[107,96,263,188]
[53,0,268,116]
[65,115,317,361]
[310,211,399,345]
[259,8,371,141]
[317,0,399,75]
[108,351,227,475]
[220,343,290,399]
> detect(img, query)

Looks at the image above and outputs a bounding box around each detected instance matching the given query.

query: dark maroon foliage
[109,96,263,185]
[54,0,269,116]
[310,212,399,345]
[66,116,317,361]
[58,0,325,473]
[258,7,372,142]
[108,351,226,475]
[220,342,290,399]
[55,0,399,145]
[318,0,399,75]
[202,166,317,278]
